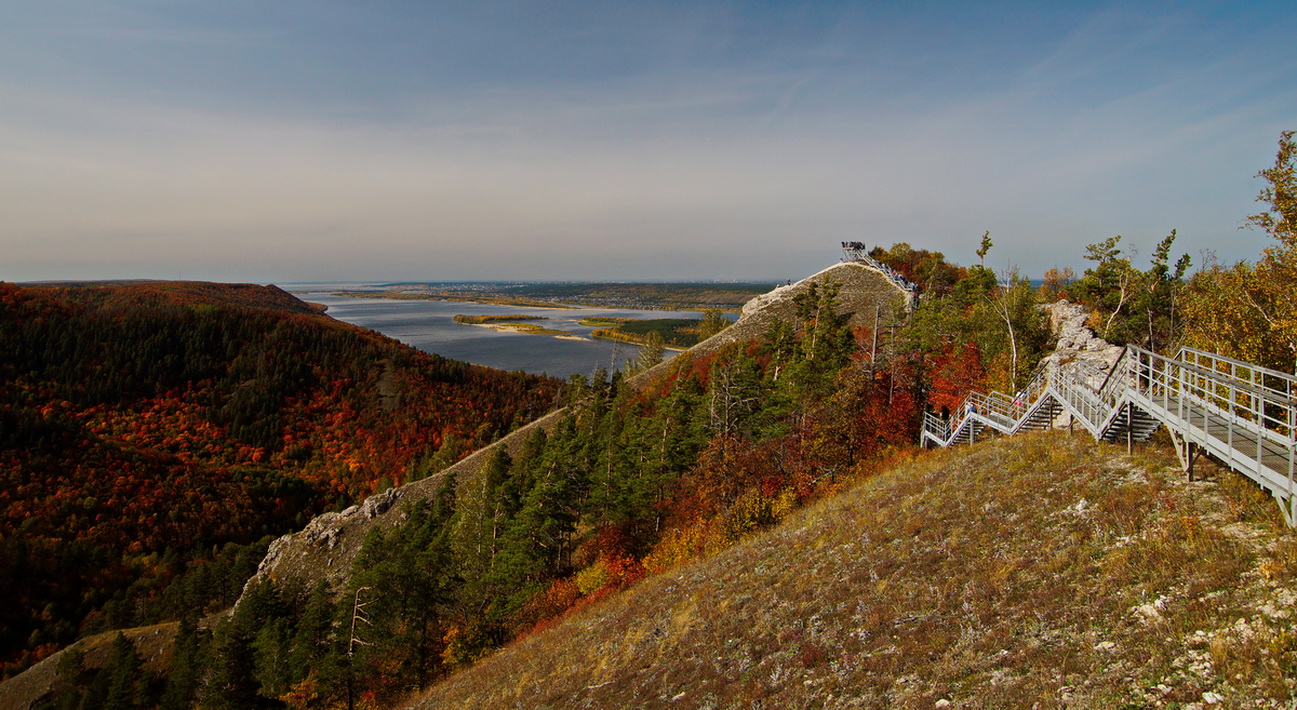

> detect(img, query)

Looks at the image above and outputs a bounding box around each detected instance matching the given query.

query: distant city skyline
[2,1,1294,283]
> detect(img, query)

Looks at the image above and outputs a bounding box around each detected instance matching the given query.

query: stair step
[922,348,1296,527]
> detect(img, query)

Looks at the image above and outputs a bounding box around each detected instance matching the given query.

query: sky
[2,1,1295,284]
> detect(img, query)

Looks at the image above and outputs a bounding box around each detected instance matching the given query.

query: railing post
[1177,360,1185,424]
[1228,383,1236,459]
[1257,368,1264,470]
[1127,401,1133,454]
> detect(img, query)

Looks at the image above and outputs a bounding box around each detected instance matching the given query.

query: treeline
[890,130,1297,379]
[0,282,560,679]
[20,129,1297,709]
[589,310,730,350]
[128,280,924,708]
[1182,130,1297,371]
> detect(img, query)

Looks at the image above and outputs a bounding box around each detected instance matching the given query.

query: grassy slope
[0,623,179,710]
[414,431,1297,709]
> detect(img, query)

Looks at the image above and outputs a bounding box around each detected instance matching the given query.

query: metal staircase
[922,346,1297,527]
[840,242,920,305]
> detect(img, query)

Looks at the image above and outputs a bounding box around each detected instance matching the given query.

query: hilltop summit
[242,258,914,601]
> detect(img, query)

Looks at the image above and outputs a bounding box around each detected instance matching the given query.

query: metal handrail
[1131,346,1295,438]
[920,343,1296,526]
[1178,345,1297,388]
[922,345,1296,446]
[851,251,921,297]
[1095,345,1130,395]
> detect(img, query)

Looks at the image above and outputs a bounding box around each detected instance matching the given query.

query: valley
[5,193,1297,707]
[4,4,1292,707]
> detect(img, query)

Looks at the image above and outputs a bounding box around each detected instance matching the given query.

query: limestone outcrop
[241,407,568,600]
[239,259,913,604]
[1036,300,1125,429]
[1038,300,1124,374]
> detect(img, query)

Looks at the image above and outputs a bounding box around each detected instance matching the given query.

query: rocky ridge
[1034,300,1126,429]
[1039,299,1125,374]
[240,260,912,603]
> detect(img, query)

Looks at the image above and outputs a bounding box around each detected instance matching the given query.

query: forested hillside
[129,276,925,710]
[3,131,1293,709]
[414,432,1297,708]
[0,281,560,680]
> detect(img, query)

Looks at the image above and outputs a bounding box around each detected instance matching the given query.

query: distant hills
[20,279,324,316]
[0,280,559,680]
[4,231,1295,707]
[333,280,779,311]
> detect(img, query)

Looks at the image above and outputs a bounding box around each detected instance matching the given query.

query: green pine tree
[160,614,201,710]
[102,632,143,710]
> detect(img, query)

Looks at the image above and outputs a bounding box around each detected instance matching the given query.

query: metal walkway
[840,242,920,305]
[921,346,1297,526]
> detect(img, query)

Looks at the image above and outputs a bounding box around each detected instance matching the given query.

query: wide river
[287,287,714,380]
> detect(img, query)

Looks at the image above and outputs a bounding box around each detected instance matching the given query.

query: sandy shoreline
[466,322,586,338]
[461,320,684,350]
[469,322,541,334]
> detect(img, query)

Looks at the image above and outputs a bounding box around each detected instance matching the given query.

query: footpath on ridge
[240,259,914,602]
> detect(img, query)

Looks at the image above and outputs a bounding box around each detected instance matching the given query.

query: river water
[287,286,707,379]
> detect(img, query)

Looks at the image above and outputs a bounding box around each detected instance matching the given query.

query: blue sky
[2,1,1294,283]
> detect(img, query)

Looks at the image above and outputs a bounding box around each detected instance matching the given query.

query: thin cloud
[0,1,1294,281]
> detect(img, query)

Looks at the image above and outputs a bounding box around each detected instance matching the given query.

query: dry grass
[0,622,178,710]
[408,431,1297,709]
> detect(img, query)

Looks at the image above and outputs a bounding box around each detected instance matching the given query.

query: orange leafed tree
[1182,130,1297,370]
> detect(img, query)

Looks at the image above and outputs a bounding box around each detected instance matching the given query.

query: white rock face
[361,487,401,518]
[740,282,796,318]
[1039,300,1124,373]
[1037,300,1125,428]
[741,261,913,319]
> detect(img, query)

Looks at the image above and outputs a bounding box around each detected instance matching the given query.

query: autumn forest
[0,281,559,682]
[1,131,1295,709]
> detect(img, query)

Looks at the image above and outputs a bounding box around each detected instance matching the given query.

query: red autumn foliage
[927,341,986,414]
[0,281,560,675]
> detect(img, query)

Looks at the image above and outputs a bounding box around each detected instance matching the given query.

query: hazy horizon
[3,1,1294,283]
